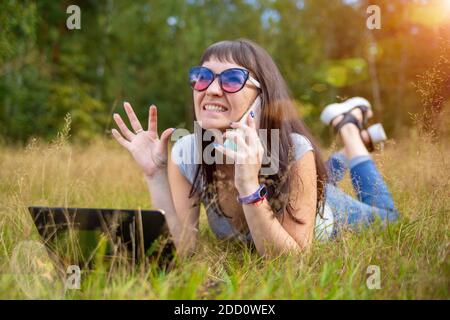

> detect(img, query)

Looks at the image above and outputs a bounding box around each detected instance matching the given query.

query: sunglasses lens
[221,69,247,93]
[189,67,213,91]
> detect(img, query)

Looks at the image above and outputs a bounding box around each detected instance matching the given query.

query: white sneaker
[320,97,372,125]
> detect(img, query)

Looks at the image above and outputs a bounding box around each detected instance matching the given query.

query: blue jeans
[324,152,400,236]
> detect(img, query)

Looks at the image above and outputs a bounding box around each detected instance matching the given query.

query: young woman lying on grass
[112,39,400,257]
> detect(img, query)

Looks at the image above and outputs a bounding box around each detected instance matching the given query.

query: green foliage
[316,58,368,87]
[0,0,448,143]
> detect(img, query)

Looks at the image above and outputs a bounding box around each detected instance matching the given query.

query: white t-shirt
[171,133,334,241]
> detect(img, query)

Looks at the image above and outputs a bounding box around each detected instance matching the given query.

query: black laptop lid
[28,206,169,267]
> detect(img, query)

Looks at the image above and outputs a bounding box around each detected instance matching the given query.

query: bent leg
[349,156,399,220]
[325,183,399,237]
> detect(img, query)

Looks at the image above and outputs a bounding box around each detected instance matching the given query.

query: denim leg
[325,184,379,231]
[325,155,400,236]
[326,152,348,185]
[349,156,399,221]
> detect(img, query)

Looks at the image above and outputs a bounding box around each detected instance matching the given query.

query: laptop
[28,206,173,269]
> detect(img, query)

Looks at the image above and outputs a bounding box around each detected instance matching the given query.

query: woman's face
[193,58,259,131]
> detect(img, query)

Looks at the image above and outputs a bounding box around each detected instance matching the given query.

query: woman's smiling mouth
[202,103,229,113]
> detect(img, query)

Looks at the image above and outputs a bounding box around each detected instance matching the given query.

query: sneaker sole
[320,97,372,125]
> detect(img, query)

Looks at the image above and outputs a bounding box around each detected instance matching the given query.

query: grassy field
[0,127,448,299]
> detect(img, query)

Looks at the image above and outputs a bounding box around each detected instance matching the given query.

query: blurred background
[0,0,449,144]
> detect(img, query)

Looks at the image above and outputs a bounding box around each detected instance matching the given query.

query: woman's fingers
[111,129,131,149]
[148,105,158,139]
[223,130,247,152]
[113,113,134,140]
[223,130,260,164]
[230,121,259,147]
[159,128,175,154]
[231,120,257,136]
[124,102,144,133]
[214,144,238,162]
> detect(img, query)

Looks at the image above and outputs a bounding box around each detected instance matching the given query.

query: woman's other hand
[112,102,174,179]
[215,113,264,196]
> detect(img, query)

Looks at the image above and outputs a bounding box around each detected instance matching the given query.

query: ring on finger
[135,128,144,134]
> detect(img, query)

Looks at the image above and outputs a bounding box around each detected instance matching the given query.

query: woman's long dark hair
[189,39,328,223]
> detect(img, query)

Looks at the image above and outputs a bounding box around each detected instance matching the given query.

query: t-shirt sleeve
[290,133,314,161]
[170,134,197,184]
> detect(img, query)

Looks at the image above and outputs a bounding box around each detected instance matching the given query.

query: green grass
[0,129,448,299]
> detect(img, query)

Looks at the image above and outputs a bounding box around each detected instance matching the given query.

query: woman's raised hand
[112,102,174,178]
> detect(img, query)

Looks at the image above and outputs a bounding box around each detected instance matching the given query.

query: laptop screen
[28,206,170,268]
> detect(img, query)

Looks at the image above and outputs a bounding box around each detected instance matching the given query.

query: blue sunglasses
[189,66,261,93]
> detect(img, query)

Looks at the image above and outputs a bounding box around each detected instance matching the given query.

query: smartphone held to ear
[223,95,261,152]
